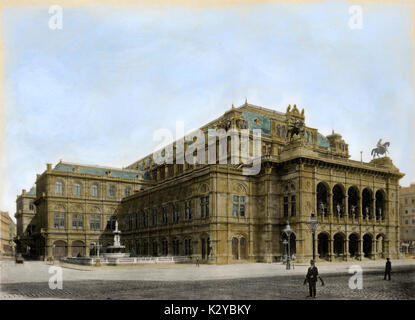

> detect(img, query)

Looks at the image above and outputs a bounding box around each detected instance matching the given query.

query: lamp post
[306,212,320,261]
[52,243,56,264]
[283,222,292,270]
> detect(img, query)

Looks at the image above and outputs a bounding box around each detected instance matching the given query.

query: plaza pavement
[1,257,415,284]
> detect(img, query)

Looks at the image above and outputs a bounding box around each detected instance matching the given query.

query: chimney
[46,163,52,171]
[22,189,26,195]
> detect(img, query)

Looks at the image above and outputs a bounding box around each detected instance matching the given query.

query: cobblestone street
[1,259,414,300]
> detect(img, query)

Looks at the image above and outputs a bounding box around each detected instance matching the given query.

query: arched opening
[52,240,67,259]
[349,233,359,257]
[240,237,247,260]
[318,233,329,260]
[71,240,85,257]
[375,190,386,220]
[332,184,344,217]
[362,188,373,219]
[348,186,360,218]
[316,182,329,216]
[363,234,372,258]
[232,237,238,260]
[333,233,345,257]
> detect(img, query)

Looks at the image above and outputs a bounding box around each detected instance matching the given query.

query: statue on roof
[371,139,390,158]
[287,118,305,141]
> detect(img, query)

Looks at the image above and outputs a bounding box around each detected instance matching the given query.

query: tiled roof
[53,163,140,180]
[27,186,36,195]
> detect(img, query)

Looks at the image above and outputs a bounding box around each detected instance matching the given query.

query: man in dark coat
[304,260,319,298]
[384,258,392,280]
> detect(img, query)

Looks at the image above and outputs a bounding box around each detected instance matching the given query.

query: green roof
[53,163,140,180]
[27,186,36,195]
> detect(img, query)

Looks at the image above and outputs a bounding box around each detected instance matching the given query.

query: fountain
[104,220,126,258]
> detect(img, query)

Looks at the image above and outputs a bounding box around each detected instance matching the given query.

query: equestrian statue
[371,139,390,158]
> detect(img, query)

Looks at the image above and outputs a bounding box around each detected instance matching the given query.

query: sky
[1,0,414,220]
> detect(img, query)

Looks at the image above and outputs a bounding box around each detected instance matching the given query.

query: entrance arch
[332,184,345,217]
[318,233,329,260]
[333,233,345,257]
[348,186,360,218]
[316,182,329,216]
[71,240,85,257]
[375,190,386,220]
[348,233,359,257]
[52,240,67,259]
[363,234,373,258]
[362,188,373,219]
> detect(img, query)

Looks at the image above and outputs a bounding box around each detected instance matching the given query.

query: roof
[27,186,36,195]
[53,162,141,180]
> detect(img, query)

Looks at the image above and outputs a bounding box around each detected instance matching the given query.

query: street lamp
[283,222,292,270]
[306,212,320,261]
[52,243,56,264]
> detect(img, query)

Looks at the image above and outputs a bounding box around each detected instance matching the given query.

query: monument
[104,220,126,258]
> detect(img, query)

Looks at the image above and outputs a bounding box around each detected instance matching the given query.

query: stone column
[372,238,376,260]
[371,196,376,221]
[67,241,72,258]
[329,237,334,261]
[344,239,349,261]
[359,238,363,260]
[328,192,333,220]
[344,195,348,219]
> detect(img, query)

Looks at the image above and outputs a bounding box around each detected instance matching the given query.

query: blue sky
[1,1,414,218]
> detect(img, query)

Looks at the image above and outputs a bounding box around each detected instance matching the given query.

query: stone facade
[16,102,404,263]
[399,183,415,254]
[21,162,150,259]
[0,211,16,256]
[14,187,36,254]
[118,103,404,264]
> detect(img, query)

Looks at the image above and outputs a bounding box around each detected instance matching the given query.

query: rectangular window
[173,204,179,223]
[92,185,98,197]
[232,195,246,217]
[233,204,238,217]
[54,213,65,229]
[74,184,81,195]
[109,186,115,197]
[90,215,101,230]
[153,209,157,226]
[201,196,209,218]
[162,207,168,224]
[291,195,296,217]
[125,187,131,197]
[185,201,191,220]
[283,196,289,217]
[72,214,83,230]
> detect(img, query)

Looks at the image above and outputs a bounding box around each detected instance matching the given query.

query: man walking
[196,256,200,267]
[304,260,320,298]
[384,258,392,280]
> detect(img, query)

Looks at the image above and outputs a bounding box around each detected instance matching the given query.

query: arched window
[277,124,281,137]
[74,183,81,195]
[91,184,98,197]
[55,181,63,194]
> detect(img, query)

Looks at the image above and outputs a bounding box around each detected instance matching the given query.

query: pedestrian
[196,256,200,267]
[384,258,391,280]
[303,259,323,298]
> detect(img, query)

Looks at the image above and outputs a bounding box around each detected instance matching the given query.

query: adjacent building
[16,102,405,263]
[399,183,415,255]
[15,162,151,259]
[1,211,16,256]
